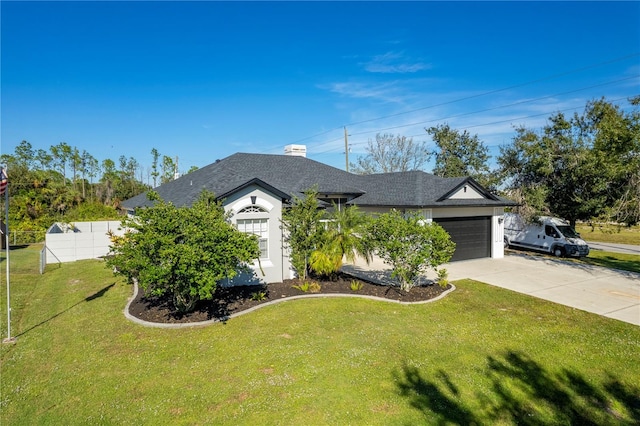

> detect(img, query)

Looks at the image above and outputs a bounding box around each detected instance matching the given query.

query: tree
[498,98,639,227]
[82,151,99,200]
[106,190,261,313]
[14,140,35,169]
[365,210,455,291]
[161,155,176,183]
[124,156,140,196]
[426,124,495,189]
[50,142,72,184]
[103,155,148,203]
[579,97,640,225]
[98,159,117,205]
[69,147,82,191]
[150,148,160,187]
[309,204,371,278]
[35,148,53,170]
[499,116,597,228]
[280,188,326,280]
[350,133,431,174]
[0,141,154,243]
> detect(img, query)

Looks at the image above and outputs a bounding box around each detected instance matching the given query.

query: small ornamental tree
[106,190,260,313]
[280,187,325,280]
[310,204,372,278]
[366,210,455,291]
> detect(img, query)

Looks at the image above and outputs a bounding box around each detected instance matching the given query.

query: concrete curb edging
[124,282,457,329]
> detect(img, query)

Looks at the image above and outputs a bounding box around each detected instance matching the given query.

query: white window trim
[236,218,269,260]
[230,197,274,213]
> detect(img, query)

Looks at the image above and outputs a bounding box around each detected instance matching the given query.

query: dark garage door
[434,216,491,262]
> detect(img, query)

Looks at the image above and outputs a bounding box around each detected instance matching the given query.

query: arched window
[238,206,266,214]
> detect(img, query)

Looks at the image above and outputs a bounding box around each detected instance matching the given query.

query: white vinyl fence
[44,221,125,264]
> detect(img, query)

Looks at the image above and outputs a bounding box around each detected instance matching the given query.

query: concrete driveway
[343,253,640,326]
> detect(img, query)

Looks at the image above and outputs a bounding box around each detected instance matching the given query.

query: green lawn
[579,250,640,274]
[576,223,640,245]
[2,245,639,425]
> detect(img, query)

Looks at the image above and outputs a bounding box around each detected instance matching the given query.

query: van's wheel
[504,238,509,249]
[553,247,565,257]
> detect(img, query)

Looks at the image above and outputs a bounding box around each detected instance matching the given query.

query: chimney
[284,144,306,157]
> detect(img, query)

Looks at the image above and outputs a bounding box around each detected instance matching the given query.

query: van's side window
[545,225,559,238]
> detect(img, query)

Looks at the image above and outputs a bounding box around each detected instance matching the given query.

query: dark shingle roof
[121,153,516,210]
[348,171,462,207]
[121,153,364,210]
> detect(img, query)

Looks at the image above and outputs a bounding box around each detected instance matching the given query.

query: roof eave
[216,177,291,202]
[436,177,500,202]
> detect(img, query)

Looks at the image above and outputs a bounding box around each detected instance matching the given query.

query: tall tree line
[0,143,184,239]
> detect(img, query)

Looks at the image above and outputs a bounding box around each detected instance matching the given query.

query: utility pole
[344,126,349,173]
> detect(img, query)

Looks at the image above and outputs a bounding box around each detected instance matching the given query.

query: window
[556,225,579,239]
[238,206,266,214]
[237,218,268,259]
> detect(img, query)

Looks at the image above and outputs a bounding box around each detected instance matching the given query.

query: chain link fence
[6,230,45,245]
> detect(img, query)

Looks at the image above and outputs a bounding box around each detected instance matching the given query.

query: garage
[434,216,491,262]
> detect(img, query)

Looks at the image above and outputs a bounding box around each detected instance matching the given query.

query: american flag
[0,168,7,196]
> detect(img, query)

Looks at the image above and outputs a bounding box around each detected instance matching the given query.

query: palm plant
[309,203,371,278]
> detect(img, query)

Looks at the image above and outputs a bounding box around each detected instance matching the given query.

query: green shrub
[281,187,325,280]
[350,280,364,291]
[250,291,267,301]
[106,190,261,313]
[365,210,455,291]
[293,280,321,293]
[436,268,449,288]
[308,281,321,293]
[292,281,311,292]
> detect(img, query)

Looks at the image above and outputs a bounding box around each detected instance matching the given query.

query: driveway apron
[344,253,640,326]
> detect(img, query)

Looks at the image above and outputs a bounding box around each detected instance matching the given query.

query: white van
[503,213,589,257]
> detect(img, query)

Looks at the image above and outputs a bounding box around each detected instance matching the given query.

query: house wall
[224,184,288,285]
[448,185,485,199]
[358,206,505,259]
[492,207,505,258]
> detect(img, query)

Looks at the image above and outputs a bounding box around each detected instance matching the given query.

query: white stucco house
[121,148,516,285]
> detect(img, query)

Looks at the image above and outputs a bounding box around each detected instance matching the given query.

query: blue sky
[2,1,639,180]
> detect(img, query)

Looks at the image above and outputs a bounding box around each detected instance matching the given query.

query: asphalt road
[587,241,640,255]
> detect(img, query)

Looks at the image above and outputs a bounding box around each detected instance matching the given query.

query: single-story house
[122,147,516,285]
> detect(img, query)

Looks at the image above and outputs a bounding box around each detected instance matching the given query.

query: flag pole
[2,167,15,344]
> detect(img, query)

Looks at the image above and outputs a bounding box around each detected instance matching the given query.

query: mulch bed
[127,272,452,324]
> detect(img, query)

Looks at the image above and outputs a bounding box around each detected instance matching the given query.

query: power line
[311,95,633,156]
[347,75,638,138]
[293,53,639,152]
[341,53,639,128]
[287,126,345,145]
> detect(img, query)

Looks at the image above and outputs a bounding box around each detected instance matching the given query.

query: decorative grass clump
[350,279,364,291]
[292,280,321,293]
